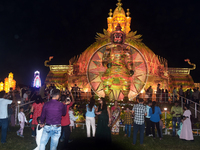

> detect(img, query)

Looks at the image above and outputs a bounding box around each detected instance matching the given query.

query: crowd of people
[0,85,195,149]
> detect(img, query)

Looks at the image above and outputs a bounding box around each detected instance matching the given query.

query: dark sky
[0,0,200,85]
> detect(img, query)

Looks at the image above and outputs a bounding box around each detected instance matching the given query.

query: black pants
[145,118,151,136]
[151,121,161,138]
[62,125,71,148]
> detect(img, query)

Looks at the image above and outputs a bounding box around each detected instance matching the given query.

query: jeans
[0,118,9,143]
[125,124,131,137]
[60,130,65,140]
[172,117,181,136]
[31,127,36,137]
[39,125,61,150]
[133,123,145,144]
[145,118,151,136]
[151,121,161,138]
[62,125,71,149]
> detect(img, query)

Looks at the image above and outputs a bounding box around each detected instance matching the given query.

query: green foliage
[161,112,173,128]
[194,122,200,129]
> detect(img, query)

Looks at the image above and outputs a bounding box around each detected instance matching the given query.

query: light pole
[164,107,167,135]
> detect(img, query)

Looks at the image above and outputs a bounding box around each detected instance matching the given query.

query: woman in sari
[111,100,121,135]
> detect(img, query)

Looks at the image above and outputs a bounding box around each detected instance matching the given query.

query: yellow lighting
[4,72,16,93]
[0,82,3,91]
[140,89,145,93]
[107,1,131,34]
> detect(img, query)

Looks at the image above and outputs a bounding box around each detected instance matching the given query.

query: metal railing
[180,96,200,119]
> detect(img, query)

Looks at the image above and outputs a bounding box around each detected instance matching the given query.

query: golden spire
[107,0,131,34]
[126,9,130,17]
[108,9,112,17]
[116,0,123,12]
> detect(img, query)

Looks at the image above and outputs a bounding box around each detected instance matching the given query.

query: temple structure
[45,0,195,100]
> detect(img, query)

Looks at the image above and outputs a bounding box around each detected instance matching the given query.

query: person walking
[17,107,28,137]
[171,101,183,137]
[0,91,13,143]
[39,89,69,150]
[132,98,147,145]
[85,97,96,138]
[149,101,162,139]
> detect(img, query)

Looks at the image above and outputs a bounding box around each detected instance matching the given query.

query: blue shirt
[85,104,96,117]
[146,105,151,118]
[149,106,161,123]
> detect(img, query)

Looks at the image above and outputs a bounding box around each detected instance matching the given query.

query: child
[17,107,28,137]
[69,107,78,132]
[33,117,44,150]
[124,107,132,137]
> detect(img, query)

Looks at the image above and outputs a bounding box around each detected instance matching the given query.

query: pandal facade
[45,0,195,100]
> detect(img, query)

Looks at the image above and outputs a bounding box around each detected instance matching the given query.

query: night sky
[0,0,200,86]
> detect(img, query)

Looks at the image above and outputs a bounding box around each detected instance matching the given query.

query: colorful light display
[44,0,196,101]
[4,72,16,93]
[0,82,4,91]
[87,24,148,100]
[33,71,41,88]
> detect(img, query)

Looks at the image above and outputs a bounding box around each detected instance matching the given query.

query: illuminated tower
[33,71,42,88]
[4,72,16,93]
[107,0,131,34]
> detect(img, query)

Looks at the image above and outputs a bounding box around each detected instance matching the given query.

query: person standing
[156,84,161,102]
[0,91,13,143]
[60,92,75,149]
[148,86,153,100]
[165,89,169,103]
[96,98,111,144]
[149,101,162,139]
[123,107,132,137]
[30,96,44,137]
[39,89,68,150]
[111,100,121,135]
[173,87,177,102]
[179,104,194,141]
[179,85,184,101]
[85,98,96,138]
[132,98,147,145]
[145,100,152,137]
[171,101,183,137]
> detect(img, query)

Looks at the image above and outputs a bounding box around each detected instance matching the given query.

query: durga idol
[101,24,134,100]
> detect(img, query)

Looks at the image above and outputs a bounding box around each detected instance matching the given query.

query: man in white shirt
[0,91,13,143]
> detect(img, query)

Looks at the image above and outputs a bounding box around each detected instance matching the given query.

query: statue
[101,24,134,100]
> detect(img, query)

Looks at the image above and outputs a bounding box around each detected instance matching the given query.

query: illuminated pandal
[4,72,16,93]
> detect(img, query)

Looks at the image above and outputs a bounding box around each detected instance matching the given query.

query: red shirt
[61,102,73,126]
